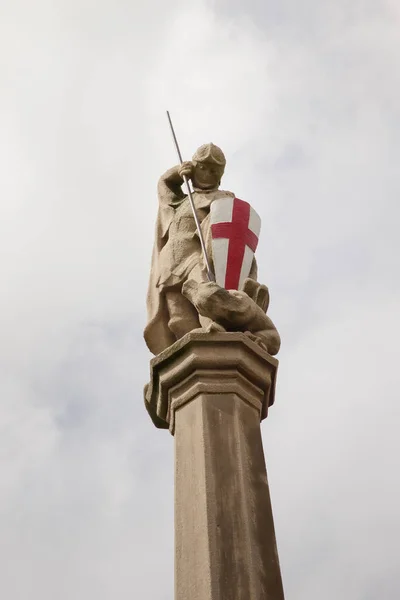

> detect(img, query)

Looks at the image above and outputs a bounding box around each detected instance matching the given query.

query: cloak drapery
[144,166,236,354]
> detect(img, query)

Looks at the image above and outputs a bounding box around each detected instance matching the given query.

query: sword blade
[166,111,215,283]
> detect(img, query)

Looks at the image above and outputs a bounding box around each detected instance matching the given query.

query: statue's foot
[205,321,226,333]
[186,323,226,335]
[190,327,205,334]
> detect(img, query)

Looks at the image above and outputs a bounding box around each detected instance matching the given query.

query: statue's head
[192,143,226,190]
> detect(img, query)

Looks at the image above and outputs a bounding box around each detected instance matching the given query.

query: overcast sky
[1,1,400,598]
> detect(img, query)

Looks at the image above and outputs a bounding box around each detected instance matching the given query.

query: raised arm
[157,164,187,207]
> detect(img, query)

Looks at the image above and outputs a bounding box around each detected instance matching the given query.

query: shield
[210,197,261,290]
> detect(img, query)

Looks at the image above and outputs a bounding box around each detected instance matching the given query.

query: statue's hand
[178,161,194,181]
[244,331,269,352]
[242,278,270,313]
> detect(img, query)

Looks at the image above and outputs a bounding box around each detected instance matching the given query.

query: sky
[1,0,400,598]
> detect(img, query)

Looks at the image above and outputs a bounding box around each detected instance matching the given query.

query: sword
[166,111,215,283]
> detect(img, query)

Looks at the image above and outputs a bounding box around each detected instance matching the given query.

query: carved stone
[182,279,281,355]
[144,332,285,600]
[143,143,282,358]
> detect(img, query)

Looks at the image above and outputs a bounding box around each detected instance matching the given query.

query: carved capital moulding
[144,331,278,434]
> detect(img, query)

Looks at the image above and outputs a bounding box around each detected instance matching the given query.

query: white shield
[210,197,261,290]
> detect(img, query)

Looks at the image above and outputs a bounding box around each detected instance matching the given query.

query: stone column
[145,332,284,600]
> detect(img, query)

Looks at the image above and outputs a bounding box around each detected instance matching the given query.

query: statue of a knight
[144,142,280,356]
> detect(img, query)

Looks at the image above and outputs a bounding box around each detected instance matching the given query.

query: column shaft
[174,392,284,600]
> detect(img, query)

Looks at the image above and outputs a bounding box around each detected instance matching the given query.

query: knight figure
[144,142,280,357]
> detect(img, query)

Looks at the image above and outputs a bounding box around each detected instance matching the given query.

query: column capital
[144,331,278,433]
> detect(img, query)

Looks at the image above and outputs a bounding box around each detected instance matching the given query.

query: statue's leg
[165,289,201,340]
[182,264,227,333]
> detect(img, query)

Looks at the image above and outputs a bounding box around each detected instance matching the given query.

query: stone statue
[144,143,280,356]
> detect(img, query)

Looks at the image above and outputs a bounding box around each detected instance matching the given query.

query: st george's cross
[210,197,261,291]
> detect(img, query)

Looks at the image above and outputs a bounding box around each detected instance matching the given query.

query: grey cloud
[1,1,400,599]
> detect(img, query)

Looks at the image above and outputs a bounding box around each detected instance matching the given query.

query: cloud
[1,0,399,598]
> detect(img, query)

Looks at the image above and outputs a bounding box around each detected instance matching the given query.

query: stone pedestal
[145,332,284,600]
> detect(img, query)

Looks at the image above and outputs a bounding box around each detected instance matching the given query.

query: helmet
[192,143,226,167]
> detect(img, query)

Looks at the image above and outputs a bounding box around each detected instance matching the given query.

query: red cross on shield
[210,197,261,290]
